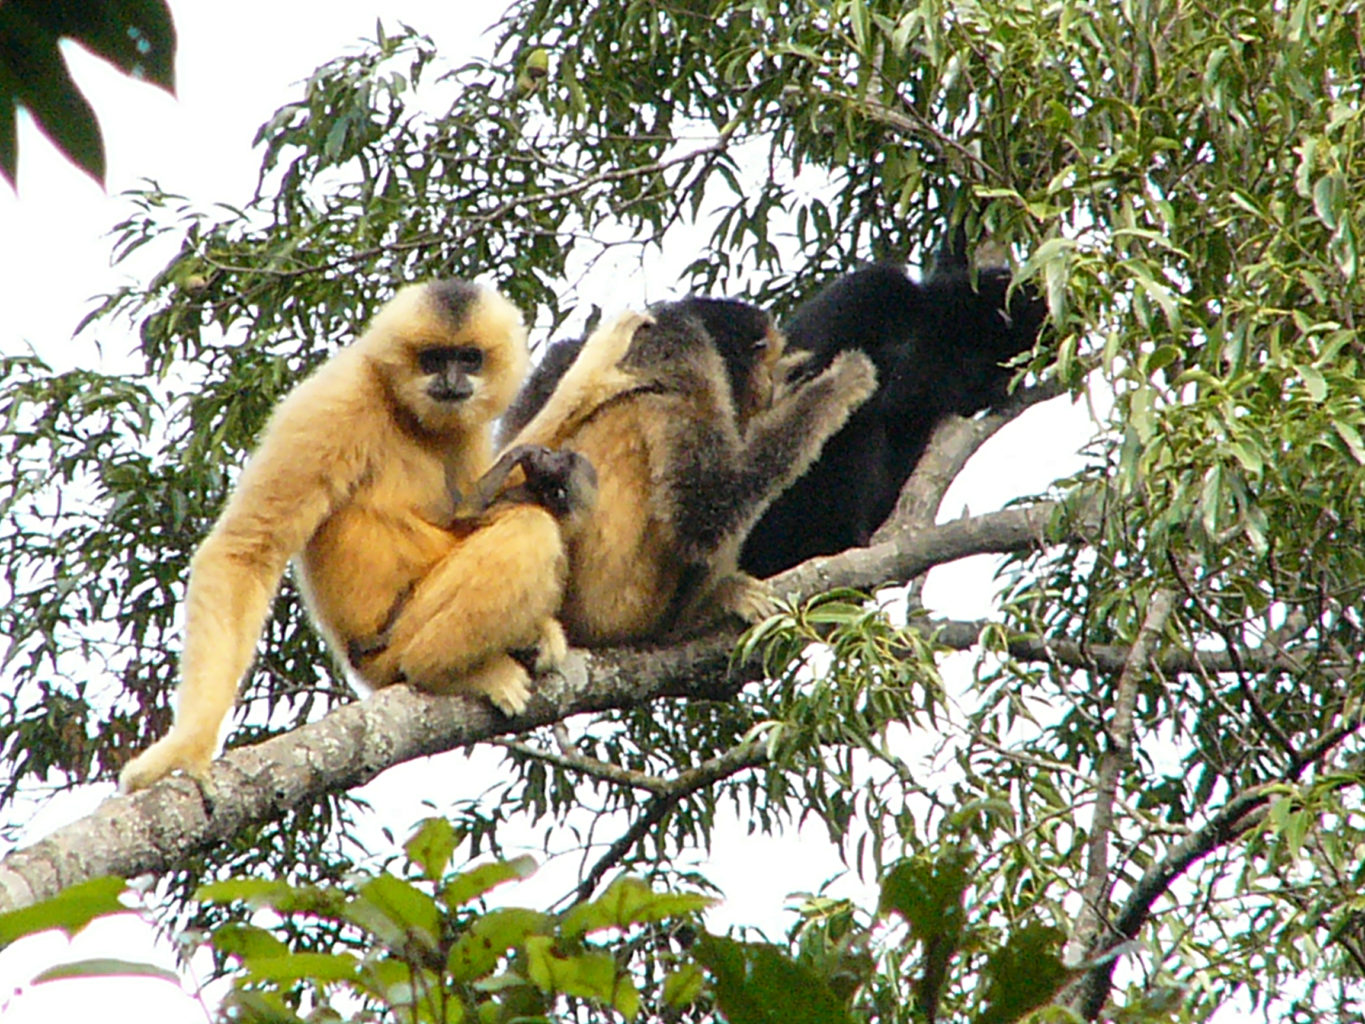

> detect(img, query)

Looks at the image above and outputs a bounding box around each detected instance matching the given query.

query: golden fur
[119,280,553,793]
[508,302,877,646]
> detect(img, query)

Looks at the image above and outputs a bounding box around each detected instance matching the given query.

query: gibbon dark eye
[418,345,484,376]
[451,345,484,372]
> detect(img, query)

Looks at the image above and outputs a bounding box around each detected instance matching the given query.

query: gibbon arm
[666,350,878,559]
[118,402,368,793]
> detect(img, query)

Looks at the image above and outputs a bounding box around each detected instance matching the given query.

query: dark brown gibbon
[505,297,878,646]
[119,279,566,793]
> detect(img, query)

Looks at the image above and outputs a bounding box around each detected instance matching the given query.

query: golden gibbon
[505,297,878,646]
[118,280,577,793]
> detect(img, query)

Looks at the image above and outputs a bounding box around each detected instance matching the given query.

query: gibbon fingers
[118,279,550,794]
[506,297,878,647]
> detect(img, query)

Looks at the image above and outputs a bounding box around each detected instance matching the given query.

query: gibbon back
[506,298,876,645]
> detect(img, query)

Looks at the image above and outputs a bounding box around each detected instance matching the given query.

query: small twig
[1166,551,1300,764]
[491,736,670,794]
[573,791,686,905]
[572,740,770,904]
[199,126,743,283]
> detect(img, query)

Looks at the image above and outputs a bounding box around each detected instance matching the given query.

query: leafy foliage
[0,0,176,185]
[3,0,1365,1021]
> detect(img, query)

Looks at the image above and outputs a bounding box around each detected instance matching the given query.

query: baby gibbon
[506,297,878,646]
[352,443,597,705]
[119,279,555,793]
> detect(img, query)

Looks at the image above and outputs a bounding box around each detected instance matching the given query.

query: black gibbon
[118,279,567,793]
[737,252,1047,576]
[504,297,878,646]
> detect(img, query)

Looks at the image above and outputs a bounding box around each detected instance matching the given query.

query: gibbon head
[519,446,598,524]
[672,297,785,421]
[364,280,529,436]
[625,298,784,424]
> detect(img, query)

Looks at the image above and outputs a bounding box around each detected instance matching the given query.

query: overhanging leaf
[0,876,128,947]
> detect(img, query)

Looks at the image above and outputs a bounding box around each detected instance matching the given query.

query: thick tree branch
[777,502,1059,603]
[0,503,1060,914]
[872,378,1070,543]
[930,618,1319,676]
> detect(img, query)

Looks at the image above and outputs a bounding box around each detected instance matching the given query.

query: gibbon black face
[368,282,529,437]
[419,344,485,403]
[520,447,597,519]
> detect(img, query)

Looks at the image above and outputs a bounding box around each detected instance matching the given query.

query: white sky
[0,3,1098,1021]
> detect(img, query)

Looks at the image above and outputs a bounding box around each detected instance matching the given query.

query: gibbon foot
[118,730,217,795]
[534,618,569,673]
[465,655,534,715]
[713,572,780,625]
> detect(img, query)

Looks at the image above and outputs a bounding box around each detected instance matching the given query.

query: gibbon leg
[361,508,564,711]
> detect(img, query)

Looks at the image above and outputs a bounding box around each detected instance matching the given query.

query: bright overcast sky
[0,3,1099,1021]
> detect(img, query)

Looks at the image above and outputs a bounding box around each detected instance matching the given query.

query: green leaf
[973,924,1073,1024]
[440,855,537,909]
[345,875,442,956]
[0,877,129,947]
[1300,364,1328,401]
[561,876,713,938]
[195,878,346,917]
[524,935,641,1020]
[33,957,178,985]
[405,817,461,882]
[694,934,854,1024]
[1332,419,1365,465]
[447,907,553,982]
[878,853,971,1019]
[0,0,175,185]
[662,962,706,1008]
[240,951,361,984]
[210,923,291,962]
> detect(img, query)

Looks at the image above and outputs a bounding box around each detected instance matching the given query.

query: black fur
[425,279,482,325]
[738,259,1046,577]
[500,335,584,444]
